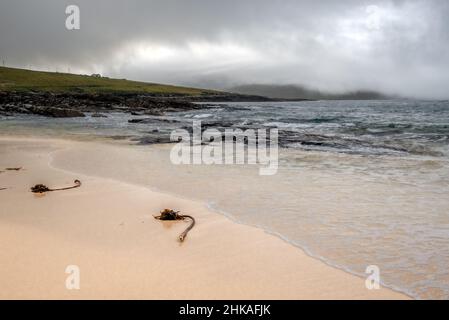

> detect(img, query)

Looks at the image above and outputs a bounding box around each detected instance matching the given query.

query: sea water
[2,100,449,299]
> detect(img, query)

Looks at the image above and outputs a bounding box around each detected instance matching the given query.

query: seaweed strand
[154,209,196,242]
[31,180,82,193]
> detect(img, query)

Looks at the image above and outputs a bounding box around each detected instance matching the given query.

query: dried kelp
[154,209,196,242]
[31,179,82,194]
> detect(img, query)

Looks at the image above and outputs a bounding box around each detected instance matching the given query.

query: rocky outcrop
[0,91,204,117]
[0,102,85,118]
[128,118,180,124]
[30,106,85,118]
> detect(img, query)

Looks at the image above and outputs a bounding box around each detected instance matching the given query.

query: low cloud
[1,0,448,98]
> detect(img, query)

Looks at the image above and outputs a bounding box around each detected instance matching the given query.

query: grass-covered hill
[0,66,215,96]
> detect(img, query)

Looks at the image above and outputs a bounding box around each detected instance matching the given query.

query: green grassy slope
[0,66,215,95]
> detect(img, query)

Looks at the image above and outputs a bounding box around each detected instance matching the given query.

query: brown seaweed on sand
[5,167,23,171]
[31,179,82,194]
[154,209,196,242]
[0,188,7,191]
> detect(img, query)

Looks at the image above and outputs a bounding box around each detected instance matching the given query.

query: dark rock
[128,117,180,124]
[108,135,133,140]
[128,118,148,123]
[132,135,175,145]
[30,106,85,118]
[0,91,212,118]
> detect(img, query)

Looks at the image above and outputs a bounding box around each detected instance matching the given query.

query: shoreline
[0,135,409,299]
[204,201,416,300]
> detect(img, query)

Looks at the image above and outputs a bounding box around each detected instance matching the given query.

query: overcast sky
[1,0,448,98]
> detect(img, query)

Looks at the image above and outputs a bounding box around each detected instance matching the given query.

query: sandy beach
[0,136,408,299]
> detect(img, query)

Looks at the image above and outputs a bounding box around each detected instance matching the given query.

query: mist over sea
[2,100,449,298]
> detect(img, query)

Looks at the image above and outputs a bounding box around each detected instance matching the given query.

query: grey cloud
[0,0,448,98]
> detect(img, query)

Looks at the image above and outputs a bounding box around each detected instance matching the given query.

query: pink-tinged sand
[0,137,409,299]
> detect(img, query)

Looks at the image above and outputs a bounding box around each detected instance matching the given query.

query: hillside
[0,67,273,118]
[0,66,215,96]
[229,84,396,100]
